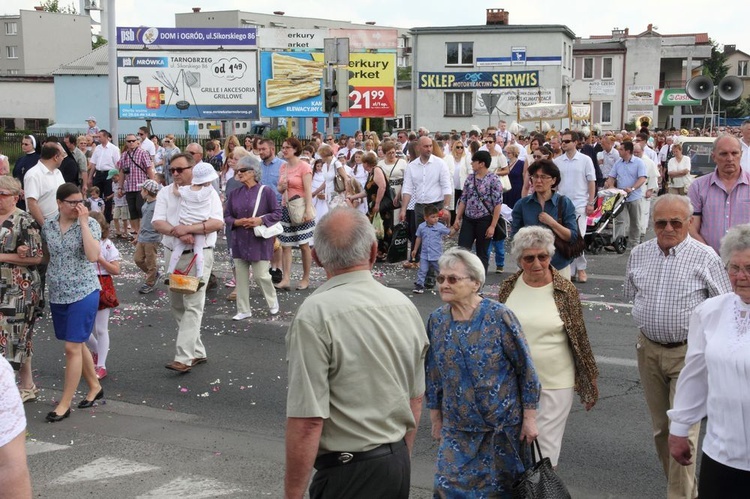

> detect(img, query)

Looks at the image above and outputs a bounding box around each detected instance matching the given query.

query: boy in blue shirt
[412,205,453,294]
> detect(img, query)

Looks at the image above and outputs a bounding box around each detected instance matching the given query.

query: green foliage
[40,0,78,14]
[92,35,107,50]
[702,39,729,85]
[367,118,384,134]
[397,66,412,82]
[724,96,750,119]
[267,126,288,143]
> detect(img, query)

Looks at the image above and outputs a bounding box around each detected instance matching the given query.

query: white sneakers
[232,312,253,321]
[269,300,280,315]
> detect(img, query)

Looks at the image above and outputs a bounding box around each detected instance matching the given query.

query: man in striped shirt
[688,135,750,254]
[625,194,731,499]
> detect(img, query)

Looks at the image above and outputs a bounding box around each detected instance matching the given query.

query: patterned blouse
[43,216,101,304]
[460,172,503,220]
[498,268,599,405]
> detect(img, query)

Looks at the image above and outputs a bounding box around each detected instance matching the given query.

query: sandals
[20,384,40,403]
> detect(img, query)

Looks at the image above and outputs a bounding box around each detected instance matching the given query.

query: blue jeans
[487,239,506,268]
[416,259,440,287]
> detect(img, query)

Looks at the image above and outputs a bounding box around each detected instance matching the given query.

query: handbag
[168,254,201,294]
[373,167,395,213]
[97,264,119,310]
[283,164,316,225]
[499,173,512,192]
[333,160,346,193]
[251,185,283,239]
[553,196,586,260]
[512,440,571,499]
[474,175,507,241]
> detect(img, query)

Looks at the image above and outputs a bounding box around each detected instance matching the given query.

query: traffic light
[324,88,339,113]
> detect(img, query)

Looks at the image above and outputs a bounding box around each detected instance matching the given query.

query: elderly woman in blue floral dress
[426,247,541,498]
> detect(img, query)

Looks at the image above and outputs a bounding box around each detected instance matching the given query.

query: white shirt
[152,182,223,251]
[668,156,692,189]
[640,155,660,193]
[402,154,452,205]
[740,138,750,174]
[90,142,121,172]
[599,148,620,177]
[24,161,65,220]
[0,357,25,448]
[659,144,671,164]
[554,151,596,209]
[643,145,659,165]
[668,293,750,471]
[91,238,121,275]
[140,138,156,159]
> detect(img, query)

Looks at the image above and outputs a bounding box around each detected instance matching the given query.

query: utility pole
[322,38,350,138]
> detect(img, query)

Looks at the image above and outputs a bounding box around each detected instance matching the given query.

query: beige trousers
[233,259,277,314]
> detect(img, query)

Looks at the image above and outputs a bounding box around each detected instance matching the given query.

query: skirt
[278,205,315,247]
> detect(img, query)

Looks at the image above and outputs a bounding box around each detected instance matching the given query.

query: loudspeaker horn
[685,75,714,100]
[718,76,744,101]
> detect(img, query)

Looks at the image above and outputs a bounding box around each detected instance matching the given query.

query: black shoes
[77,388,104,409]
[46,409,71,423]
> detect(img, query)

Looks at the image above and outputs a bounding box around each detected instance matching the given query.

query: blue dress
[425,299,540,498]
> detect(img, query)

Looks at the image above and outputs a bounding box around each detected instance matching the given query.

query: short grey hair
[438,247,485,287]
[652,194,693,220]
[720,224,750,266]
[236,155,261,182]
[714,133,741,150]
[313,207,376,271]
[511,226,556,264]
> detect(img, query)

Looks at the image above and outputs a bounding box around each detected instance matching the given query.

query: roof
[409,24,576,39]
[573,40,627,52]
[588,31,710,45]
[53,45,109,76]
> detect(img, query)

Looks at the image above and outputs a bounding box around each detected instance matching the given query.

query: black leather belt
[313,440,405,470]
[657,340,688,348]
[182,247,212,255]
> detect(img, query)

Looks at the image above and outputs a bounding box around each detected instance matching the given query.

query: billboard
[117,27,256,47]
[627,85,655,105]
[116,51,258,120]
[418,71,539,89]
[473,88,556,116]
[654,88,701,106]
[259,52,396,118]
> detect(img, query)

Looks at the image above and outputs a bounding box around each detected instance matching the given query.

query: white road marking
[50,457,160,485]
[595,355,638,368]
[136,476,244,498]
[26,440,69,456]
[582,300,634,309]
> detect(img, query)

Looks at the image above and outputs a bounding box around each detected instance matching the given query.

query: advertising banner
[627,85,655,105]
[418,71,539,89]
[116,51,258,120]
[589,80,617,96]
[257,28,327,50]
[654,88,701,106]
[259,52,396,117]
[117,27,256,47]
[473,88,556,116]
[329,29,399,50]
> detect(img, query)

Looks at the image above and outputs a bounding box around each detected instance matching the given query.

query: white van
[674,136,715,176]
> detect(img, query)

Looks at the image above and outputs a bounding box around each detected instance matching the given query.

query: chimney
[647,23,653,32]
[192,7,201,13]
[365,21,376,26]
[273,11,285,16]
[34,5,44,10]
[486,8,509,26]
[724,44,737,55]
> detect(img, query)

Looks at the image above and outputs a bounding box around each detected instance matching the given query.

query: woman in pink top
[276,137,315,291]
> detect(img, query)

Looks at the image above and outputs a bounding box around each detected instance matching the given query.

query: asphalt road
[21,236,681,498]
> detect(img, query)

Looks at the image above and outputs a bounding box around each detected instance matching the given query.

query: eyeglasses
[235,167,252,174]
[169,166,193,174]
[654,219,686,230]
[163,140,172,143]
[726,264,750,277]
[126,139,137,143]
[0,191,18,197]
[436,274,472,285]
[483,140,495,144]
[521,254,551,264]
[561,139,574,144]
[531,174,552,181]
[455,146,464,149]
[61,199,83,206]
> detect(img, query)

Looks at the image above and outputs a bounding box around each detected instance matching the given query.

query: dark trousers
[699,452,750,499]
[92,170,114,222]
[458,215,493,272]
[309,443,410,499]
[451,189,462,225]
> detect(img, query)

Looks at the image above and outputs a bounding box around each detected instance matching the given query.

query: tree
[702,39,729,84]
[92,35,107,50]
[397,66,412,82]
[40,0,78,14]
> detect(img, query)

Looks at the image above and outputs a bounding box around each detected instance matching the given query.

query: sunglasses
[126,139,137,143]
[169,166,193,174]
[532,155,544,159]
[455,146,464,149]
[522,254,551,264]
[561,139,574,144]
[436,274,472,285]
[61,199,83,206]
[163,140,172,143]
[484,140,495,144]
[654,219,685,230]
[235,167,252,174]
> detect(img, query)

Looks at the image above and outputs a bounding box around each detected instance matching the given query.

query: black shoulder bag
[552,195,586,259]
[473,175,506,241]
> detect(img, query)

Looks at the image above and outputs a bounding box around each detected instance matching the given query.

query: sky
[2,0,746,50]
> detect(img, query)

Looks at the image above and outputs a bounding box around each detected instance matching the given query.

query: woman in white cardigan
[444,139,471,224]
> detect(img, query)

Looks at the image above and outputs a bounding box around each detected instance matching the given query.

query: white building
[409,9,575,133]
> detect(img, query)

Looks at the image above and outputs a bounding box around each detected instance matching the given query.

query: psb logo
[120,29,135,43]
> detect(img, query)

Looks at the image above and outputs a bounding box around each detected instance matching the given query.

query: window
[444,92,473,117]
[7,69,18,75]
[601,102,612,124]
[583,58,594,79]
[5,22,17,35]
[23,119,49,131]
[739,60,749,77]
[446,42,473,66]
[603,57,613,79]
[0,118,15,131]
[6,46,18,59]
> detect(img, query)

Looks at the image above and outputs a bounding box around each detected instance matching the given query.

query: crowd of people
[1,117,750,498]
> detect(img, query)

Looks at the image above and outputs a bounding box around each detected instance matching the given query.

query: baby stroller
[585,188,628,254]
